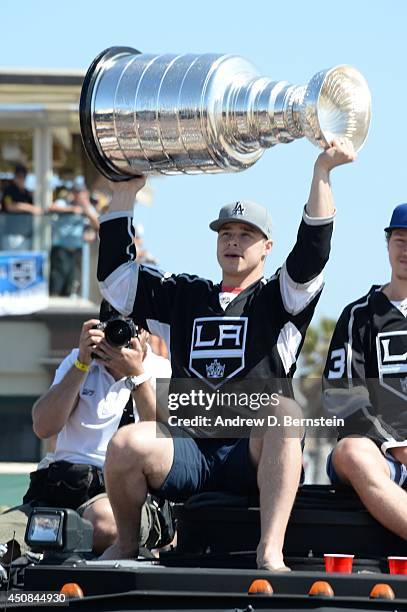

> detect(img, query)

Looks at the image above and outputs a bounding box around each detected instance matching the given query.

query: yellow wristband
[74,358,90,373]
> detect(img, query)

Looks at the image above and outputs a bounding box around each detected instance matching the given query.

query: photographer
[0,308,172,559]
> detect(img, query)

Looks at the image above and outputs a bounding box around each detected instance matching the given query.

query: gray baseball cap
[209,200,272,239]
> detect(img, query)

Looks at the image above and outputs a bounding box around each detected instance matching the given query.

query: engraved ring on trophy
[80,47,371,181]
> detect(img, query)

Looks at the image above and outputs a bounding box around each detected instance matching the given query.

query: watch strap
[125,372,152,390]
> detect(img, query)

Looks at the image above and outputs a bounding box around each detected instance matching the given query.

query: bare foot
[257,547,290,571]
[98,541,138,561]
[259,563,291,572]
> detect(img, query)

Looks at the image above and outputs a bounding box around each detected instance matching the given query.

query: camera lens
[104,319,133,347]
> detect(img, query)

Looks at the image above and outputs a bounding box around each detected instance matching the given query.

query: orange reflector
[248,579,274,595]
[369,583,395,600]
[309,580,334,597]
[60,583,84,599]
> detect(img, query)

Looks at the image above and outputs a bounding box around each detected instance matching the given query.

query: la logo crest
[377,331,407,400]
[189,316,248,389]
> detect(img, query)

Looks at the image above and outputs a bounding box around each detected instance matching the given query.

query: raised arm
[306,138,356,218]
[107,177,146,213]
[97,177,146,308]
[279,139,357,307]
[97,177,181,346]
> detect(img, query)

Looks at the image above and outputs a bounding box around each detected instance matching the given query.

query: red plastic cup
[388,556,407,575]
[324,553,354,573]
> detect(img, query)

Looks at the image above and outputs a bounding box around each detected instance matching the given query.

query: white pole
[33,127,53,251]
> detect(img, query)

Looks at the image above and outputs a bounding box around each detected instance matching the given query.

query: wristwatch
[125,372,152,391]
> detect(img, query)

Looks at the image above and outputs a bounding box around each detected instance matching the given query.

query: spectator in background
[49,180,99,296]
[0,164,42,250]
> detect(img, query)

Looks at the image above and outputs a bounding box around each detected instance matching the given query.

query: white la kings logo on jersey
[189,316,248,389]
[376,331,407,400]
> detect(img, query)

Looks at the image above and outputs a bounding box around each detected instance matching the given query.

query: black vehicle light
[25,507,93,554]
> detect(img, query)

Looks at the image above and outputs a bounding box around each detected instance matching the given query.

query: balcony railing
[0,212,94,300]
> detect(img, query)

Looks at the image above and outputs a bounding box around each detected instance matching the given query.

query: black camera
[96,316,138,348]
[92,301,139,353]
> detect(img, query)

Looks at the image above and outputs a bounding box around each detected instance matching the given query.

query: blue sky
[1,0,405,321]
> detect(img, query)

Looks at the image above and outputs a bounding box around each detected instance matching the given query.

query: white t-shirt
[218,286,243,310]
[52,346,171,468]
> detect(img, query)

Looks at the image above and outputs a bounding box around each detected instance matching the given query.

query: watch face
[125,377,135,390]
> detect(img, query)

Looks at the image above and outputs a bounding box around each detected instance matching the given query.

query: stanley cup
[80,47,371,180]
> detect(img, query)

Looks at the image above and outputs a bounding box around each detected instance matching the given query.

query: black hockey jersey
[323,286,407,454]
[98,209,333,395]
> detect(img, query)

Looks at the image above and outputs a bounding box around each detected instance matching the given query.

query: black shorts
[150,428,258,503]
[327,447,407,489]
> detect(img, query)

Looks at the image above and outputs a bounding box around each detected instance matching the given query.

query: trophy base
[80,45,143,182]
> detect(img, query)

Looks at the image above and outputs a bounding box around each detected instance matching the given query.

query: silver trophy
[80,47,371,180]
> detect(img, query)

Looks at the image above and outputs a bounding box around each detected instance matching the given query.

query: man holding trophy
[95,139,353,569]
[80,47,369,569]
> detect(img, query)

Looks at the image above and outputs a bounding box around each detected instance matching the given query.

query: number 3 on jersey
[328,347,346,378]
